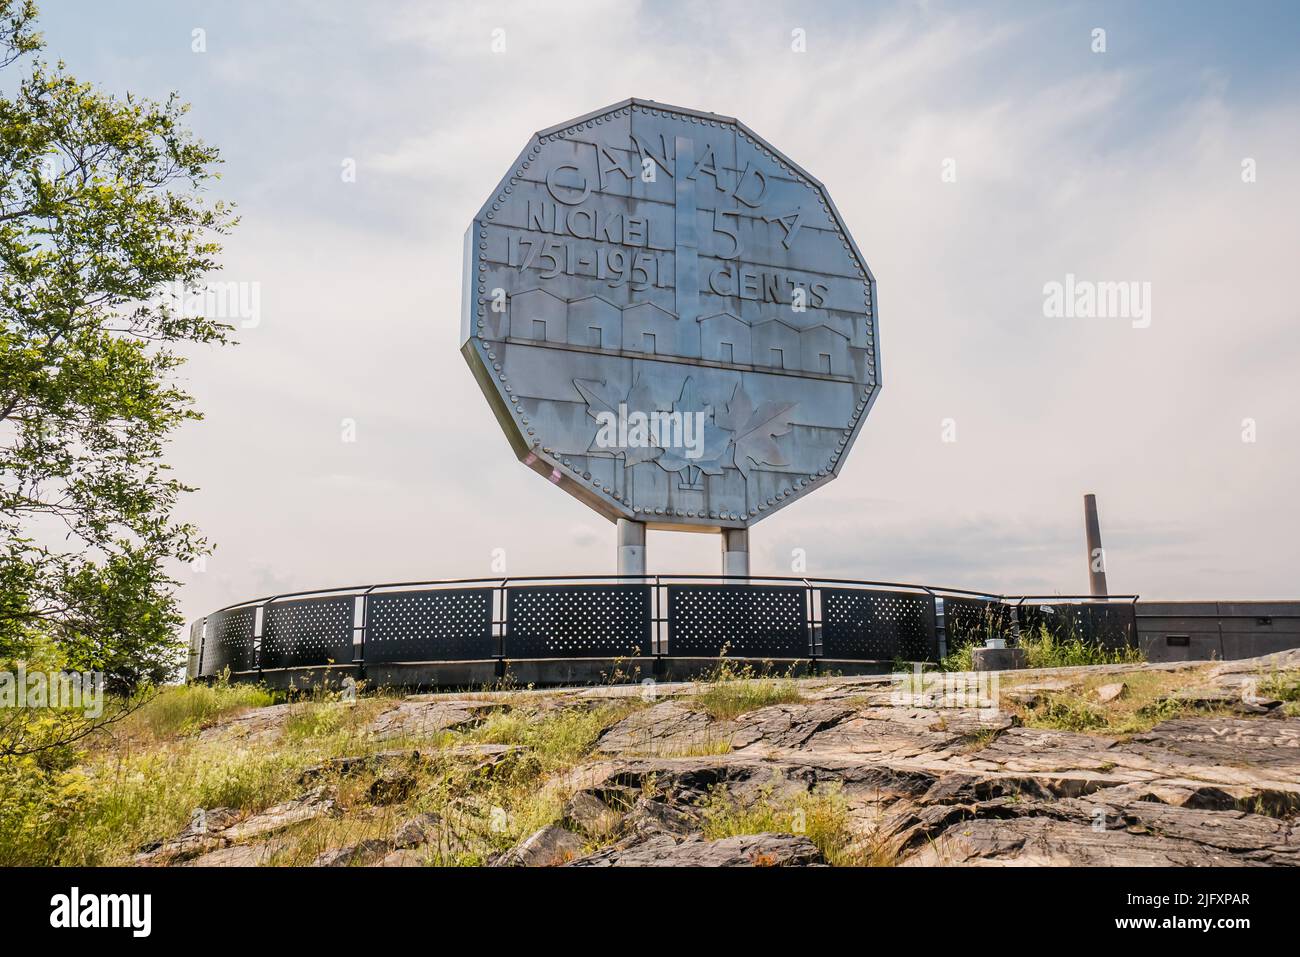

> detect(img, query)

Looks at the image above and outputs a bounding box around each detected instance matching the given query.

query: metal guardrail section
[506,584,652,658]
[940,596,1139,653]
[201,606,256,675]
[365,588,496,662]
[941,596,1012,651]
[667,583,807,658]
[189,575,1140,678]
[1016,601,1137,651]
[260,596,354,670]
[821,587,938,661]
[187,619,204,680]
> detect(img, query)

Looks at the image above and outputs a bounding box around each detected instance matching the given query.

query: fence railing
[187,575,1140,679]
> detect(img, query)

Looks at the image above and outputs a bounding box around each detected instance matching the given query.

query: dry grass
[941,624,1146,672]
[87,680,280,752]
[699,779,896,866]
[691,659,804,720]
[1006,669,1228,736]
[655,736,734,758]
[1255,668,1300,717]
[0,679,649,866]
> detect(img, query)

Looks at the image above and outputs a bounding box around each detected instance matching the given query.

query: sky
[25,0,1300,620]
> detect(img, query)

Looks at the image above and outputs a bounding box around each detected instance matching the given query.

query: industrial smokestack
[1083,493,1108,597]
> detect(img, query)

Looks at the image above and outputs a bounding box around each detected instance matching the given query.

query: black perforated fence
[941,597,1012,652]
[506,584,652,658]
[189,578,1138,678]
[366,588,495,662]
[667,584,808,658]
[1016,601,1138,650]
[201,606,256,675]
[261,596,355,669]
[939,596,1139,652]
[821,588,939,661]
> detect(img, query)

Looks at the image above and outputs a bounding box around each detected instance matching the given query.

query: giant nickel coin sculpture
[461,99,878,569]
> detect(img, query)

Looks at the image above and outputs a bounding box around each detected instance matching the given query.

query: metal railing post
[801,578,817,667]
[254,599,272,677]
[356,586,378,682]
[1010,597,1025,645]
[921,587,943,661]
[496,578,509,680]
[197,617,208,680]
[653,575,663,657]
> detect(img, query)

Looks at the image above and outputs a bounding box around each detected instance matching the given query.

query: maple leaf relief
[715,384,798,478]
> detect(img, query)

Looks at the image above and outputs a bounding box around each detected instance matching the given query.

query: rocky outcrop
[493,825,585,867]
[566,652,1300,866]
[570,832,825,867]
[220,786,339,842]
[299,748,423,784]
[729,703,857,752]
[136,788,338,865]
[900,796,1300,867]
[391,812,443,848]
[310,813,453,868]
[196,703,295,745]
[596,701,729,755]
[367,699,496,740]
[142,648,1300,867]
[563,791,625,839]
[312,839,391,867]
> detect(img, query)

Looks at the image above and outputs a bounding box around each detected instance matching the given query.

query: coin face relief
[461,98,879,530]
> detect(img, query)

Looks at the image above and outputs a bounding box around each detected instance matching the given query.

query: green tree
[1,0,235,697]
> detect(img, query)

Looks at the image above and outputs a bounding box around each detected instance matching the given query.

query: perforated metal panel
[505,585,651,658]
[941,597,1012,650]
[201,607,256,675]
[667,584,809,658]
[821,588,937,660]
[261,596,355,669]
[365,588,496,662]
[1018,602,1137,650]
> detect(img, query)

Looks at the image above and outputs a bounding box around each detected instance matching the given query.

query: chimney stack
[1083,493,1108,597]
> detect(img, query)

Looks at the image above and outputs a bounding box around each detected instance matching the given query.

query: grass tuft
[692,658,804,720]
[1018,626,1145,669]
[1007,670,1219,736]
[1255,669,1300,716]
[700,779,894,866]
[942,623,1145,672]
[100,679,279,745]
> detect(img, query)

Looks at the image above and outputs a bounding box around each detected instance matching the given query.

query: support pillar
[721,527,749,578]
[617,519,646,576]
[1084,493,1108,597]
